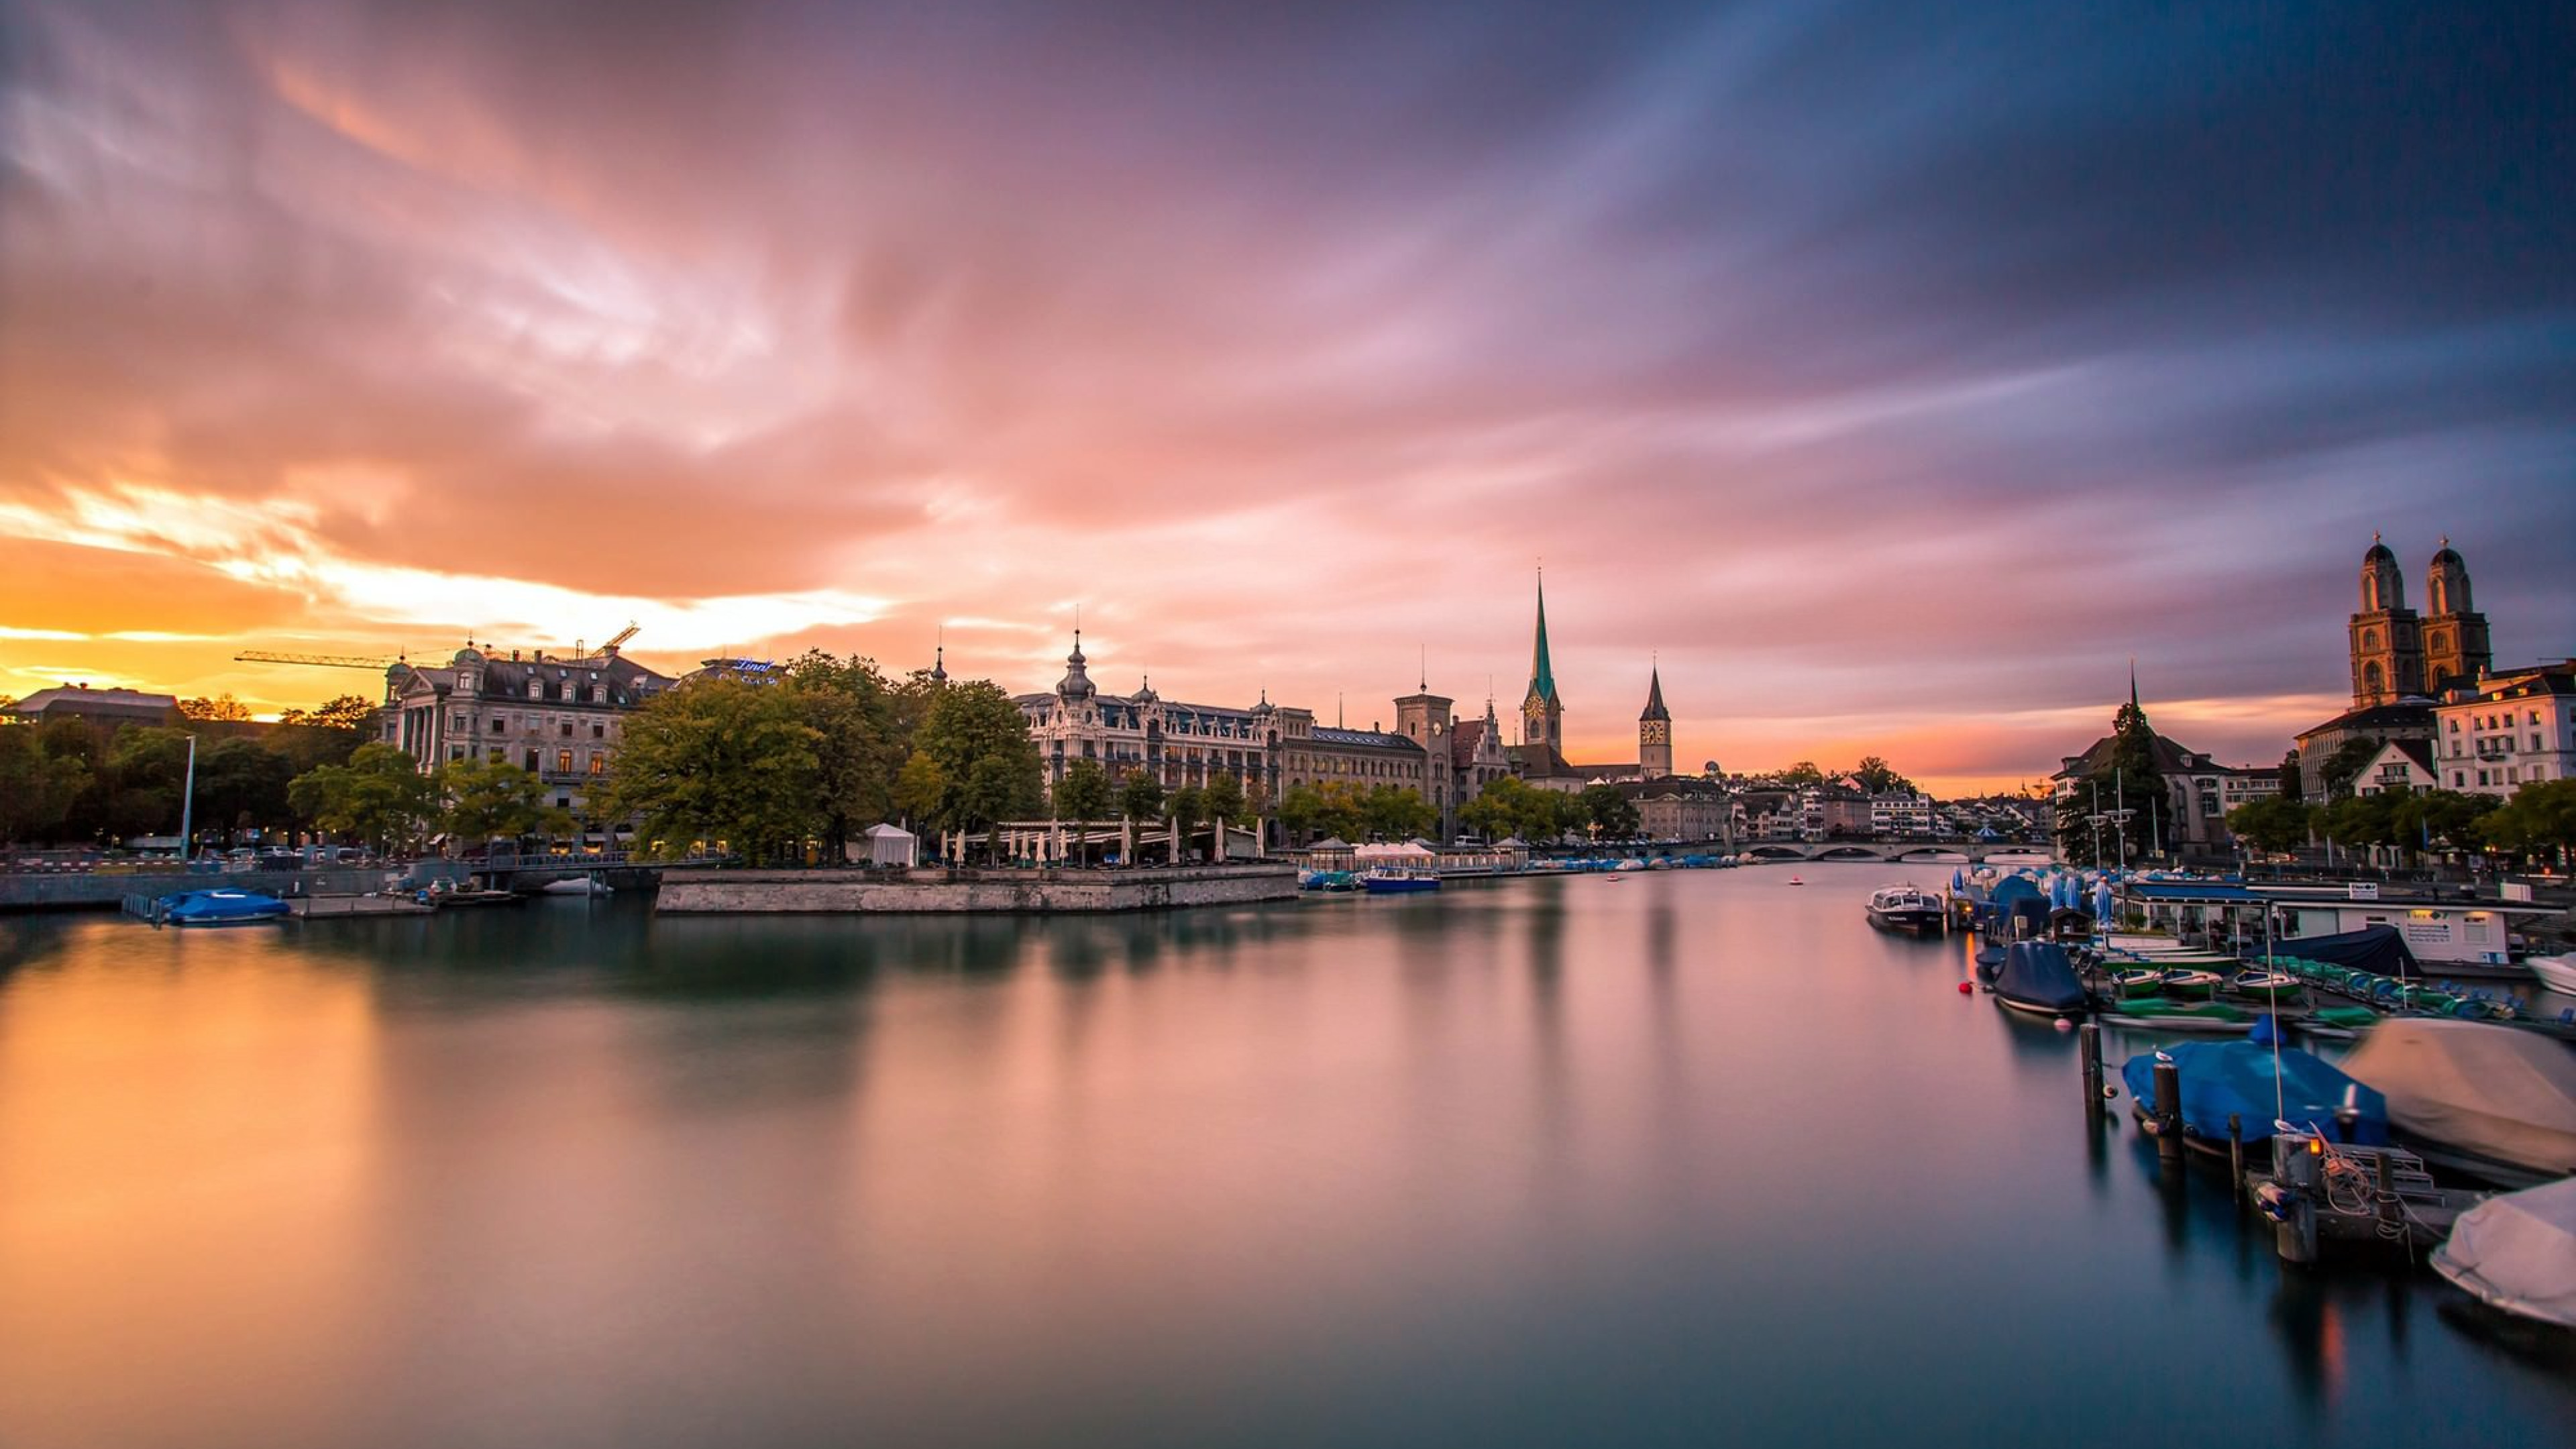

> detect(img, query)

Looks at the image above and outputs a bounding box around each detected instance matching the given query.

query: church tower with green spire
[1520,572,1564,761]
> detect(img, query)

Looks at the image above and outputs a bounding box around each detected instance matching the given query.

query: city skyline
[3,1,2569,794]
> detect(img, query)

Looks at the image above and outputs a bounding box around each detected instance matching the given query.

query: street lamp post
[176,733,199,867]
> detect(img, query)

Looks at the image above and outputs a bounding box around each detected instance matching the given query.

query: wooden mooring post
[2151,1057,2183,1162]
[2078,1021,2104,1121]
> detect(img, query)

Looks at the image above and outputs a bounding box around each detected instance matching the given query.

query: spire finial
[1419,644,1427,693]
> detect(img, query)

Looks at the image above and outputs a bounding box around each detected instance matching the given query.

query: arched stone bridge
[1731,841,2056,865]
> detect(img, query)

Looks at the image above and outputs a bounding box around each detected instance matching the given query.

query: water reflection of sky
[0,874,2568,1448]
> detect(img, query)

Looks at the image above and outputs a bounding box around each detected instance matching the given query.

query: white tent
[2434,1177,2576,1328]
[860,823,918,867]
[1352,841,1436,862]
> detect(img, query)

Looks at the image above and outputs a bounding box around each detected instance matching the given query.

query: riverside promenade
[655,862,1298,914]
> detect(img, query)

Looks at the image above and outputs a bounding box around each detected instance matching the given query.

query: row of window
[2449,710,2544,731]
[2453,765,2554,788]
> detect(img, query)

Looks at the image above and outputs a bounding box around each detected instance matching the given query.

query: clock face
[1643,722,1669,744]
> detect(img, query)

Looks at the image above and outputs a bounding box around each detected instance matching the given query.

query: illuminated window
[557,749,573,772]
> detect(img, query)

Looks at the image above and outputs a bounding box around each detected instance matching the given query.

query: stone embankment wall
[656,865,1298,914]
[0,867,399,912]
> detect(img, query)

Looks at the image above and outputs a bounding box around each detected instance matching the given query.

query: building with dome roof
[377,641,678,826]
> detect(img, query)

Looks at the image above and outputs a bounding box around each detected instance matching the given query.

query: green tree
[908,682,1044,850]
[1201,772,1248,859]
[1851,755,1913,796]
[2319,789,2405,854]
[1053,758,1114,863]
[2480,779,2576,861]
[178,694,252,722]
[1165,786,1205,861]
[1055,758,1113,823]
[2316,736,2385,800]
[894,751,949,826]
[2225,794,2314,855]
[1578,784,1643,839]
[600,677,822,863]
[196,737,295,844]
[783,651,902,859]
[278,695,380,731]
[2277,748,2303,798]
[0,725,91,843]
[1774,761,1827,789]
[103,727,194,842]
[1119,769,1166,831]
[435,758,570,847]
[2053,695,2174,865]
[288,743,439,855]
[1358,784,1436,841]
[2394,789,2501,856]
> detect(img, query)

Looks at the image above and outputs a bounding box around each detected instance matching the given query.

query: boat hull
[1362,876,1441,894]
[1867,907,1945,934]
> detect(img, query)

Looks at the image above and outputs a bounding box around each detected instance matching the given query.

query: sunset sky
[1,1,2567,794]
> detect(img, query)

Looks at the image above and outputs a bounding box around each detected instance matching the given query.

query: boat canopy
[2340,1019,2576,1175]
[2271,924,2413,975]
[2434,1178,2576,1329]
[2121,1041,2387,1146]
[1992,943,2086,1013]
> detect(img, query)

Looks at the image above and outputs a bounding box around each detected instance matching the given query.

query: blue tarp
[2275,924,2414,977]
[1993,942,2086,1013]
[2121,1042,2388,1146]
[160,889,289,924]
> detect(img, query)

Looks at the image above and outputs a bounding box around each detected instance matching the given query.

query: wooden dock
[291,894,433,918]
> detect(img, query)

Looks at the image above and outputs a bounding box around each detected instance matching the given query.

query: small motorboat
[1786,875,1805,887]
[1972,945,2007,985]
[2224,969,2304,1004]
[2096,998,2256,1034]
[2158,969,2223,999]
[540,877,612,897]
[1865,883,1946,934]
[159,889,290,926]
[2528,953,2576,996]
[2106,967,2167,999]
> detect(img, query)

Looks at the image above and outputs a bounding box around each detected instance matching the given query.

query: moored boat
[2339,1018,2576,1189]
[159,889,290,926]
[2432,1178,2576,1329]
[1864,883,1945,934]
[2123,1040,2389,1156]
[2528,954,2576,996]
[1992,942,2087,1016]
[1361,867,1441,894]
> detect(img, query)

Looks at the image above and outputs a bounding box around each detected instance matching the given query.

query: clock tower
[1638,664,1672,780]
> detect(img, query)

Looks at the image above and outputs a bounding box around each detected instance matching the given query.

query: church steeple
[1638,659,1672,779]
[1519,570,1563,757]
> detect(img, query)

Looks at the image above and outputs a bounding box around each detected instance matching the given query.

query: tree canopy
[904,681,1044,844]
[2481,779,2576,860]
[435,759,570,845]
[599,676,821,863]
[288,743,438,855]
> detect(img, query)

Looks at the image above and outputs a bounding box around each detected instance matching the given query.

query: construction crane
[563,621,640,668]
[234,649,407,671]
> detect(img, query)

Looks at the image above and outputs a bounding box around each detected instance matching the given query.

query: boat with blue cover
[1361,867,1440,894]
[1990,942,2087,1016]
[159,889,291,926]
[2121,1040,2388,1156]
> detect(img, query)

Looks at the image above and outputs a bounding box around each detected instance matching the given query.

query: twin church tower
[2349,535,2491,707]
[1515,574,1674,782]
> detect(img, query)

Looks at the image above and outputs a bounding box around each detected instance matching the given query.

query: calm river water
[1,869,2567,1448]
